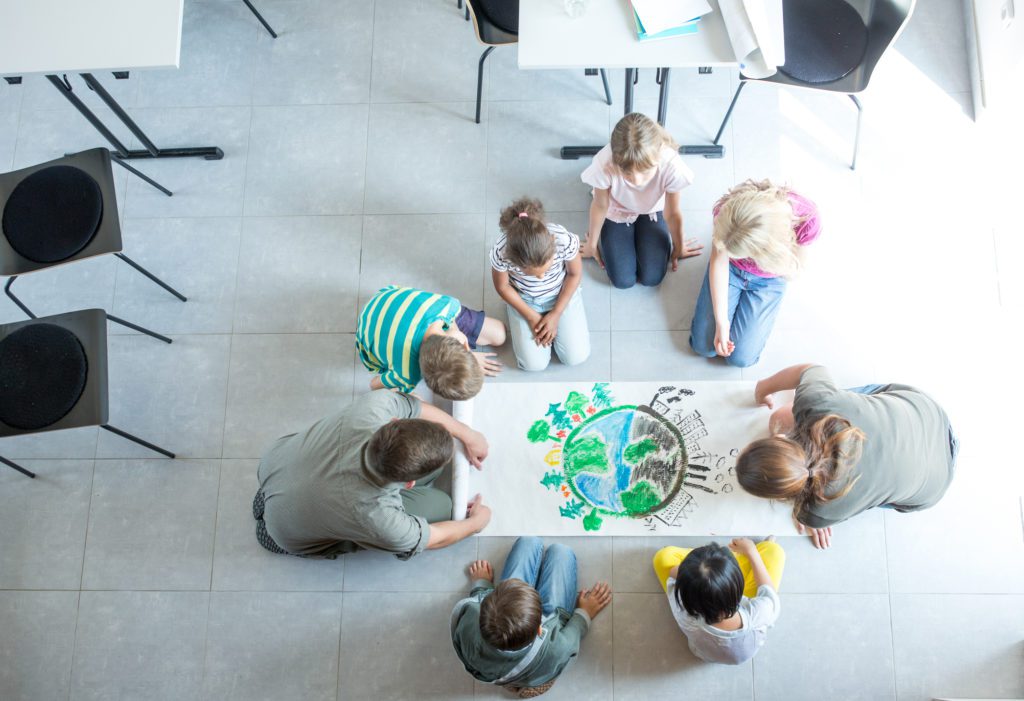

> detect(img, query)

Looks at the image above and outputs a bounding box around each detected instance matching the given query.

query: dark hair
[366,419,454,483]
[736,414,864,519]
[673,543,745,624]
[479,579,543,650]
[498,196,554,270]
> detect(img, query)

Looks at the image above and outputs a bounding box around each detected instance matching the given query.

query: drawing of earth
[561,405,687,518]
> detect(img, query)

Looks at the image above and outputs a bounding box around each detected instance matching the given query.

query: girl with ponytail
[736,364,958,549]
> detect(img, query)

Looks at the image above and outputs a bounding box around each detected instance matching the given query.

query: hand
[461,429,489,469]
[670,237,704,271]
[473,351,503,377]
[533,311,561,347]
[728,537,758,558]
[714,324,735,357]
[795,521,833,549]
[467,494,492,529]
[581,238,604,268]
[754,379,774,409]
[576,582,613,619]
[468,559,494,582]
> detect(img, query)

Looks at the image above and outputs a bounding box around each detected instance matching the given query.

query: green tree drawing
[539,471,564,491]
[564,391,589,415]
[591,382,613,409]
[559,499,586,519]
[623,438,658,464]
[582,508,603,532]
[527,419,559,443]
[545,402,572,430]
[620,481,661,516]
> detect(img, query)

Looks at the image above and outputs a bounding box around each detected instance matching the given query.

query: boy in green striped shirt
[357,285,506,400]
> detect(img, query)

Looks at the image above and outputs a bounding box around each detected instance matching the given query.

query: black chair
[0,309,174,478]
[712,0,916,170]
[465,0,613,124]
[1,148,187,345]
[243,0,278,38]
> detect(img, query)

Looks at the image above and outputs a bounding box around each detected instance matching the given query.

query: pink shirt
[727,191,821,278]
[581,144,694,223]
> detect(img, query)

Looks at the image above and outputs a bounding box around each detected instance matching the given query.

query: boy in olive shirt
[451,537,612,693]
[254,390,491,559]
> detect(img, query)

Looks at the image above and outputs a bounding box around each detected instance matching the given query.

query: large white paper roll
[450,399,474,521]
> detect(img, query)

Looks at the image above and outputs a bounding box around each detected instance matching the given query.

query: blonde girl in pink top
[580,113,704,289]
[689,179,822,368]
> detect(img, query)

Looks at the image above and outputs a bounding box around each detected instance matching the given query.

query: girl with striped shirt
[490,197,591,372]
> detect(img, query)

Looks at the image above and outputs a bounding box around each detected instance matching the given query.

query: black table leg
[47,74,224,161]
[560,67,725,160]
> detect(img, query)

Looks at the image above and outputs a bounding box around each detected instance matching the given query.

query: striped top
[489,223,580,299]
[357,286,462,392]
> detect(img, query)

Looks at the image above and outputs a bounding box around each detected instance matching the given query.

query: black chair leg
[0,455,37,478]
[110,154,173,197]
[106,314,173,344]
[849,94,862,171]
[713,81,746,145]
[476,46,495,124]
[114,253,187,302]
[4,277,37,319]
[101,424,175,458]
[599,69,612,106]
[242,0,278,38]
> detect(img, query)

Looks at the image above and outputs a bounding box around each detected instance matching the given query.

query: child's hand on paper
[754,379,774,408]
[462,429,489,468]
[467,494,492,529]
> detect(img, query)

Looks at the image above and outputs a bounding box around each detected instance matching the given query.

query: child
[451,536,612,694]
[653,537,785,665]
[580,112,703,289]
[491,198,590,372]
[689,179,821,368]
[356,285,506,400]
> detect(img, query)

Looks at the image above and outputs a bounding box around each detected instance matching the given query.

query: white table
[0,0,222,163]
[518,0,740,158]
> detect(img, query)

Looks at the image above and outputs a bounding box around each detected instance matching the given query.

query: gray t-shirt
[666,579,781,665]
[793,365,955,528]
[257,390,429,558]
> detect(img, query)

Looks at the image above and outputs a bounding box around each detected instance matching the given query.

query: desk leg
[624,67,636,114]
[47,74,224,161]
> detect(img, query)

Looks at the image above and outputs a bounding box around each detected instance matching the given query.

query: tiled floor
[1,1,1022,700]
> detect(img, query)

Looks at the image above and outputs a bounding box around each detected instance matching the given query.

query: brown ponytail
[498,196,554,269]
[736,414,865,519]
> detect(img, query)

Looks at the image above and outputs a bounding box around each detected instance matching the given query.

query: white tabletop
[518,0,738,69]
[0,0,183,76]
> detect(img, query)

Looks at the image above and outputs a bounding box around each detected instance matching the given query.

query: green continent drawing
[560,405,687,519]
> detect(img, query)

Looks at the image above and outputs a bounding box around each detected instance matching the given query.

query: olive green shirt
[257,390,429,558]
[451,580,591,688]
[793,365,955,528]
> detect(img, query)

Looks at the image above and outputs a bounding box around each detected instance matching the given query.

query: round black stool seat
[2,165,104,264]
[778,0,869,85]
[0,323,88,431]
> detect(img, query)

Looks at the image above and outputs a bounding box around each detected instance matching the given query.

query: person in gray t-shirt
[254,390,492,559]
[735,364,957,549]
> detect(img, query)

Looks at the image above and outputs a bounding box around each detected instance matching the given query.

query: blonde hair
[420,335,483,400]
[498,197,553,269]
[735,414,865,521]
[610,112,679,174]
[713,179,806,277]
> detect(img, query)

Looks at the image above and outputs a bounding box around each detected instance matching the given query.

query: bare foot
[468,559,494,582]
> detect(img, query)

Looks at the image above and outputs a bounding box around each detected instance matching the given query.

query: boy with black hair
[653,537,785,665]
[451,537,612,694]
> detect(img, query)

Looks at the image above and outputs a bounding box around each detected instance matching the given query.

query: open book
[718,0,785,79]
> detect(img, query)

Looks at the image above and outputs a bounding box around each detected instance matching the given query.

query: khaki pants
[400,465,453,523]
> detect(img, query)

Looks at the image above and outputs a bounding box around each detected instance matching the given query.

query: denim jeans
[507,288,590,372]
[501,536,578,617]
[689,263,787,368]
[597,214,672,289]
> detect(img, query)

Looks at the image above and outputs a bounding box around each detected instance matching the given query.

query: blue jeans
[689,263,787,368]
[501,536,578,617]
[597,214,672,289]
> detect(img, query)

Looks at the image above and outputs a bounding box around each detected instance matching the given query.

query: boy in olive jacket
[450,537,612,691]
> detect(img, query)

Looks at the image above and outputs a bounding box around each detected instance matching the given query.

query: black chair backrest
[467,0,519,44]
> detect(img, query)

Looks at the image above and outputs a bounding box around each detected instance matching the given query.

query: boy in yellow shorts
[653,537,785,665]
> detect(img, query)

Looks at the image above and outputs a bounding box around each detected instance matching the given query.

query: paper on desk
[719,0,785,79]
[632,0,712,36]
